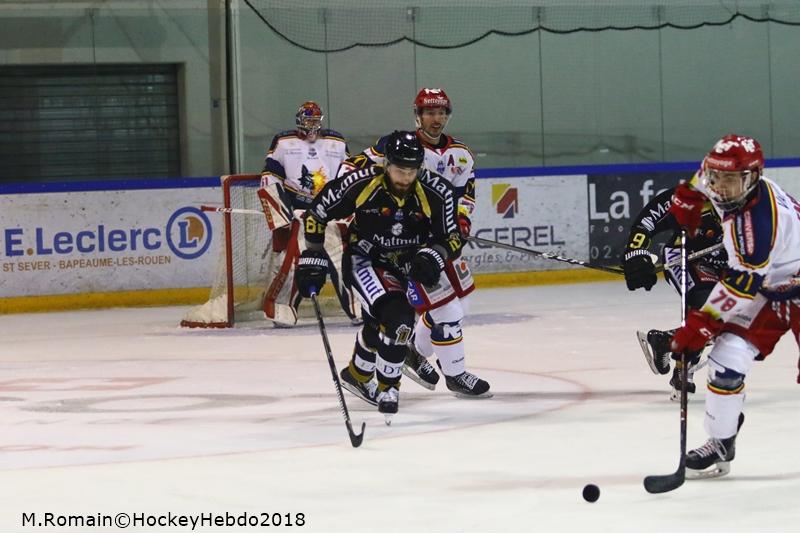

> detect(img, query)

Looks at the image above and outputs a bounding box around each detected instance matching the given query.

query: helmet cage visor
[702,167,758,210]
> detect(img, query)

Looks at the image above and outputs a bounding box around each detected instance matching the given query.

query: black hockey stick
[643,229,688,494]
[310,290,365,448]
[469,236,624,275]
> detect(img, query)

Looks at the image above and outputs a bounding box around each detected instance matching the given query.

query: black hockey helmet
[384,131,424,169]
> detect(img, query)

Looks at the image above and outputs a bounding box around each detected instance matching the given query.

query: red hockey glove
[457,214,472,238]
[670,309,723,354]
[668,183,706,237]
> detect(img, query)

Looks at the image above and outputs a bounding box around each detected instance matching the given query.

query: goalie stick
[644,229,689,494]
[200,205,265,216]
[309,289,365,448]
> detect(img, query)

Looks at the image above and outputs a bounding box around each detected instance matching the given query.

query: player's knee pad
[373,294,414,346]
[707,359,745,394]
[427,298,465,324]
[431,320,463,346]
[359,323,380,352]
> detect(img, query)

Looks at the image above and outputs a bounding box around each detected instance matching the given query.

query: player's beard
[388,179,415,198]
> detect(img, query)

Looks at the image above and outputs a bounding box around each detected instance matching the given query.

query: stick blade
[643,471,685,494]
[347,422,366,448]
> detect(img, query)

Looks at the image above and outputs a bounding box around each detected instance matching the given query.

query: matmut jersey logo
[492,183,518,219]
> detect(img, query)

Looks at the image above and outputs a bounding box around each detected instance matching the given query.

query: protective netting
[182,175,274,327]
[243,0,800,52]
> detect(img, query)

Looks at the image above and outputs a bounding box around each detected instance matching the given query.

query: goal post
[181,174,355,328]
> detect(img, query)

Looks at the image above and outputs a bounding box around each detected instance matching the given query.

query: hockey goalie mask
[295,101,324,141]
[701,134,764,211]
[413,88,452,141]
[384,130,424,196]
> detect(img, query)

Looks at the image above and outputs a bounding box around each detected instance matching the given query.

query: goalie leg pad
[272,226,291,253]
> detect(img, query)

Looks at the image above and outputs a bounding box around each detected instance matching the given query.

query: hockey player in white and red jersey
[337,88,489,398]
[259,101,360,327]
[667,134,800,479]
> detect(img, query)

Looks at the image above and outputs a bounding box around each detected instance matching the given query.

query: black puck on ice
[582,484,600,503]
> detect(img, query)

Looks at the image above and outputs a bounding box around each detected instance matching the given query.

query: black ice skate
[376,386,399,425]
[340,367,377,406]
[402,345,440,390]
[668,354,703,402]
[444,370,492,399]
[686,413,745,480]
[637,329,673,375]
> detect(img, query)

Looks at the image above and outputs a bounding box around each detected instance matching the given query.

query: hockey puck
[582,484,600,503]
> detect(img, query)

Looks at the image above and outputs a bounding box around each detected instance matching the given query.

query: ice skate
[339,367,377,406]
[668,354,702,401]
[402,345,440,390]
[376,386,399,425]
[637,329,673,375]
[444,370,492,399]
[686,413,745,480]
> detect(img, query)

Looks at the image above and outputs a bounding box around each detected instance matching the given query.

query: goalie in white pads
[338,88,489,398]
[260,101,360,326]
[668,135,800,479]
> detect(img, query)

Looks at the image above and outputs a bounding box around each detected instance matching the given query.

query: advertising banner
[587,172,689,268]
[464,175,588,273]
[0,188,221,297]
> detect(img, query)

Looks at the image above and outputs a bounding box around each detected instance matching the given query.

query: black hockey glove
[622,249,657,291]
[409,247,446,286]
[296,249,329,297]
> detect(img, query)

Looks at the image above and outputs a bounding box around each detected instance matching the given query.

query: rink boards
[2,161,800,311]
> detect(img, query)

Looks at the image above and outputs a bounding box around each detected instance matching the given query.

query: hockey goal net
[181,174,344,328]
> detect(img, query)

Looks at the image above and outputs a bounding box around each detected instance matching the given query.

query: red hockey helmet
[413,88,452,116]
[295,101,324,139]
[701,134,764,210]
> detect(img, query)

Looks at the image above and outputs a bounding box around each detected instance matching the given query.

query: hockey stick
[469,236,624,275]
[660,242,723,271]
[309,289,365,448]
[644,229,688,494]
[200,205,266,216]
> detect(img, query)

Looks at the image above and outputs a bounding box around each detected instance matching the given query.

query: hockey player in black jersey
[622,183,726,399]
[295,131,464,421]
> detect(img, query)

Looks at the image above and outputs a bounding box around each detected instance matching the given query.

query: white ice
[1,281,799,532]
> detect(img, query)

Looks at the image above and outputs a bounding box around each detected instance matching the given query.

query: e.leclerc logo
[166,206,213,259]
[1,206,212,261]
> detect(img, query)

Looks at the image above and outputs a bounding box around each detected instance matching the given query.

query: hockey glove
[457,214,472,238]
[409,247,446,286]
[296,249,329,297]
[670,309,723,354]
[668,183,706,237]
[622,249,657,291]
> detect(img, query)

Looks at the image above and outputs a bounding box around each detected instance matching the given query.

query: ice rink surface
[1,280,799,532]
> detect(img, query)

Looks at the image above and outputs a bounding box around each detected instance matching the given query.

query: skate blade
[449,390,493,399]
[340,381,377,406]
[686,461,731,480]
[383,414,393,426]
[637,330,663,375]
[401,365,437,391]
